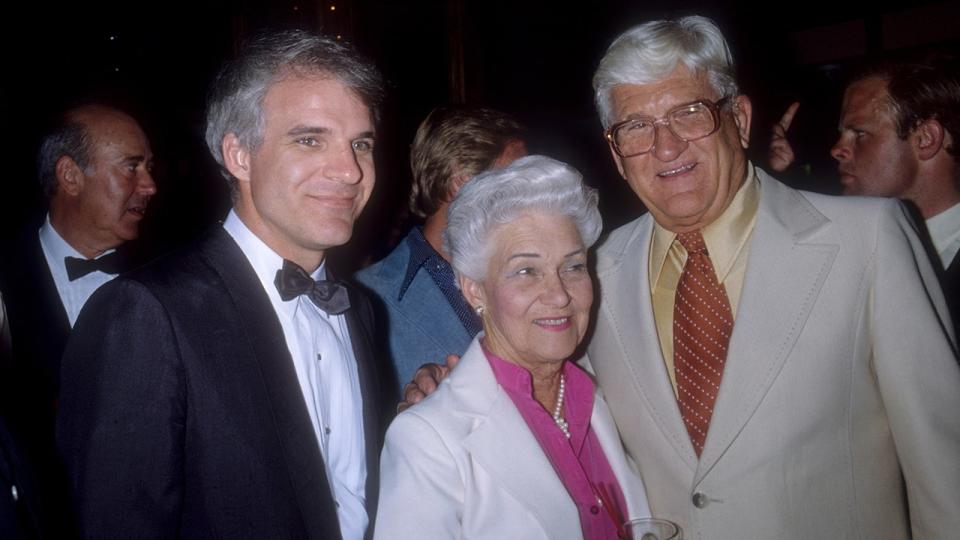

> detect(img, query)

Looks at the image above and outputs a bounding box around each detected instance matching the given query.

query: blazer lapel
[200,228,342,540]
[455,344,582,539]
[695,173,838,482]
[596,218,699,469]
[590,393,651,520]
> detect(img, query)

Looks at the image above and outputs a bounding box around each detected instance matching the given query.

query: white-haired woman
[374,155,650,539]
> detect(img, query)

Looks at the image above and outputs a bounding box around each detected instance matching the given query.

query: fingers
[768,139,796,172]
[777,101,800,134]
[445,354,461,370]
[398,382,425,413]
[396,357,463,413]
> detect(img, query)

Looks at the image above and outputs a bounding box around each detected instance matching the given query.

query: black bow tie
[65,252,124,281]
[274,259,351,315]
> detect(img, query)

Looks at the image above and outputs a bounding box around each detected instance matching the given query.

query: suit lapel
[596,218,699,469]
[455,344,582,539]
[199,228,342,540]
[341,284,384,526]
[695,173,838,483]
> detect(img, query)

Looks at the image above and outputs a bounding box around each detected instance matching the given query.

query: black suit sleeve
[56,278,185,539]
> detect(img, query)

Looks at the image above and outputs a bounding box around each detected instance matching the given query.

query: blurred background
[3,0,959,271]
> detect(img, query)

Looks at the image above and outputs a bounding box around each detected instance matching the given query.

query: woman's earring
[474,305,484,316]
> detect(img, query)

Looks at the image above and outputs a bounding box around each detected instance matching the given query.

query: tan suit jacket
[376,337,650,539]
[588,170,960,539]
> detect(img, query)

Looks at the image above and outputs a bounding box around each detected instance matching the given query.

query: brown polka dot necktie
[673,230,733,457]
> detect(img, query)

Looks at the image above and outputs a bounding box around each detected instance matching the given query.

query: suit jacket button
[692,492,708,508]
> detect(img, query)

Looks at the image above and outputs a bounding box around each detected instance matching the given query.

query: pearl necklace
[552,374,570,439]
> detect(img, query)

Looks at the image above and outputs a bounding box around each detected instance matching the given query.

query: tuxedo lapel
[596,218,699,469]
[695,174,838,482]
[198,228,342,540]
[341,285,383,524]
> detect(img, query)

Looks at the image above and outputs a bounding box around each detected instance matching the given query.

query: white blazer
[588,170,960,539]
[375,337,651,540]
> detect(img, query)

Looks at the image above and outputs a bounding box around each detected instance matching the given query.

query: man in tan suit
[589,15,960,538]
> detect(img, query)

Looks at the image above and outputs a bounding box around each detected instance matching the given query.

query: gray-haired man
[58,30,388,539]
[590,15,959,539]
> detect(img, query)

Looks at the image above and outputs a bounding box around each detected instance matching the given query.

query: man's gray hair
[37,120,92,198]
[593,15,739,128]
[444,155,602,281]
[205,29,384,191]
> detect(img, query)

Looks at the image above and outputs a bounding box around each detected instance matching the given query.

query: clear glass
[606,97,730,158]
[623,517,682,540]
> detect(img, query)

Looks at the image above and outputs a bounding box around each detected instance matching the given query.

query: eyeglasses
[605,97,731,158]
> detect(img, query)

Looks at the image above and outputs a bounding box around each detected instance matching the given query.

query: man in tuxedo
[355,105,526,394]
[1,103,156,413]
[830,57,960,336]
[587,16,960,538]
[0,103,155,536]
[58,29,386,539]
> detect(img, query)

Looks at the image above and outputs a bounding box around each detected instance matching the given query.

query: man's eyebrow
[354,130,376,140]
[286,125,331,137]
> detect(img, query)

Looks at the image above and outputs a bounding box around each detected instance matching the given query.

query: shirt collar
[399,226,443,300]
[925,201,960,266]
[39,213,116,265]
[651,162,760,284]
[482,342,595,407]
[222,209,327,303]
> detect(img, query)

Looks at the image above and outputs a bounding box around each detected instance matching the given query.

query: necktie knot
[675,231,708,255]
[65,252,124,281]
[274,259,351,315]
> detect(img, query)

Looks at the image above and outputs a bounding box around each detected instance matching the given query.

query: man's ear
[222,133,252,183]
[911,119,946,161]
[55,155,85,196]
[731,94,753,149]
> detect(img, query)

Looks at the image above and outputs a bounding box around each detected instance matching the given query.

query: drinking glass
[623,517,681,540]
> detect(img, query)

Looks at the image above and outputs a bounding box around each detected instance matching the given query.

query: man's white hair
[593,15,739,128]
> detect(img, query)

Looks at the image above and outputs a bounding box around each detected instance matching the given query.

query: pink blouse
[485,346,628,540]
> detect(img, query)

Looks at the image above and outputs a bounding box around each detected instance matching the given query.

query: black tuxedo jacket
[0,227,76,538]
[0,228,71,414]
[57,227,387,539]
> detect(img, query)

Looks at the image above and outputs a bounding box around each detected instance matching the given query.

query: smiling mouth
[534,317,572,330]
[126,206,147,217]
[309,194,356,208]
[657,163,697,178]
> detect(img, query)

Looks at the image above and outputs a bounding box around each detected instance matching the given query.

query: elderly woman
[374,155,650,539]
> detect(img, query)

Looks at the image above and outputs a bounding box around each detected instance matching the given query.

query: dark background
[3,0,959,271]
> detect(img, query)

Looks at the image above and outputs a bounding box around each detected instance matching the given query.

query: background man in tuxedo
[770,56,960,336]
[588,16,960,538]
[0,103,155,536]
[57,29,386,539]
[1,103,156,411]
[355,105,526,394]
